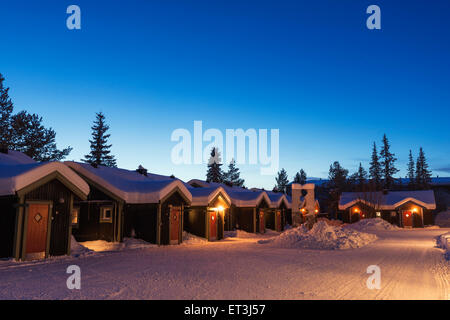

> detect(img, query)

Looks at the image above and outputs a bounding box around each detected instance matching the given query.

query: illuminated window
[72,207,80,227]
[100,206,113,223]
[376,212,381,217]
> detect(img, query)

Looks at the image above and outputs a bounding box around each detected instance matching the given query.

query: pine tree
[407,150,415,188]
[379,134,399,189]
[0,74,14,150]
[82,112,117,167]
[328,161,349,190]
[223,159,245,187]
[357,162,368,185]
[206,147,223,183]
[10,111,72,161]
[293,169,307,185]
[415,147,432,189]
[369,142,382,189]
[275,168,289,194]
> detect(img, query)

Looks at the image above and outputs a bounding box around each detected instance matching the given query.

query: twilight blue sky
[1,0,449,189]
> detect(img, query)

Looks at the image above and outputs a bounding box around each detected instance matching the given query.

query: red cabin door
[170,207,181,244]
[402,210,413,228]
[276,210,281,232]
[26,204,50,259]
[259,210,265,233]
[209,211,217,241]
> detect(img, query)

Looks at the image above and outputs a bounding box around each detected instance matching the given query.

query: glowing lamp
[406,214,410,218]
[217,205,224,212]
[314,209,319,213]
[412,208,418,213]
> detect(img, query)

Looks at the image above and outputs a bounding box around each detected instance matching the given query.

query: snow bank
[259,221,377,250]
[70,236,93,257]
[345,218,399,232]
[435,210,450,228]
[182,232,208,244]
[437,232,450,260]
[317,217,343,227]
[79,238,155,252]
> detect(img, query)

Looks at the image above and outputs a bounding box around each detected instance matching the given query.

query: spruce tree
[275,168,289,194]
[369,142,382,189]
[0,74,14,150]
[407,150,415,188]
[357,162,368,186]
[83,112,117,167]
[206,147,223,183]
[223,159,245,187]
[293,169,307,184]
[328,161,349,190]
[379,134,399,189]
[415,147,432,189]
[10,111,72,161]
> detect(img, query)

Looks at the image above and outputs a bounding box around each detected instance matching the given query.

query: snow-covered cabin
[338,190,436,227]
[185,185,232,241]
[186,179,272,233]
[65,162,192,245]
[0,150,89,260]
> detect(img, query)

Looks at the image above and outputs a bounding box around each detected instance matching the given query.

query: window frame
[71,206,80,228]
[99,206,114,223]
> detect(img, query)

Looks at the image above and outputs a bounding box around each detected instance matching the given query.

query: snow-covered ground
[0,227,448,300]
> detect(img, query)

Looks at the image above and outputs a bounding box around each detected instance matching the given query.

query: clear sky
[1,0,449,189]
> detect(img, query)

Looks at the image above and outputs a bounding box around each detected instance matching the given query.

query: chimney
[136,165,148,176]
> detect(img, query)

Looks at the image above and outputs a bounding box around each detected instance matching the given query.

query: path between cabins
[0,228,448,300]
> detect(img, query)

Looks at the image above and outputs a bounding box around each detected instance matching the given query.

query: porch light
[314,209,319,213]
[376,212,381,217]
[412,207,418,213]
[217,205,224,212]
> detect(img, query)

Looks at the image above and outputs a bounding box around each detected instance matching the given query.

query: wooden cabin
[186,179,272,233]
[266,192,289,232]
[66,162,192,245]
[185,186,231,241]
[338,190,436,227]
[0,151,89,261]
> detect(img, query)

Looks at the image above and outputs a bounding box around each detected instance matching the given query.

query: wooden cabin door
[209,211,217,241]
[402,210,413,228]
[170,207,181,244]
[26,204,50,259]
[276,210,281,232]
[259,210,265,233]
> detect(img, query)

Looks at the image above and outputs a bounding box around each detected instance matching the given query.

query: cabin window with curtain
[72,207,80,227]
[100,206,113,223]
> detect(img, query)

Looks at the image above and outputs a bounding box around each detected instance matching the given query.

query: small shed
[228,190,271,233]
[0,151,89,260]
[185,186,231,241]
[66,162,192,245]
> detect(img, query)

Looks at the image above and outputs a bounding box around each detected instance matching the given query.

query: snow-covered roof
[187,186,232,207]
[339,190,436,210]
[266,192,289,209]
[0,150,36,165]
[65,162,192,204]
[0,161,90,199]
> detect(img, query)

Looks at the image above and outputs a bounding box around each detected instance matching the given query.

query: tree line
[0,73,117,166]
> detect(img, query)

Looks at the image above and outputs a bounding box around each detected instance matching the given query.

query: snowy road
[0,228,448,300]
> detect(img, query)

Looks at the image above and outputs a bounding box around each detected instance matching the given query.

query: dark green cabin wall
[0,196,17,258]
[24,179,74,256]
[123,204,158,243]
[73,185,118,242]
[184,207,206,238]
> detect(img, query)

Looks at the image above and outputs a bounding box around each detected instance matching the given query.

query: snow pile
[70,236,93,257]
[435,210,450,228]
[345,218,399,232]
[437,232,450,260]
[182,232,207,244]
[317,217,343,227]
[79,238,155,252]
[259,221,377,250]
